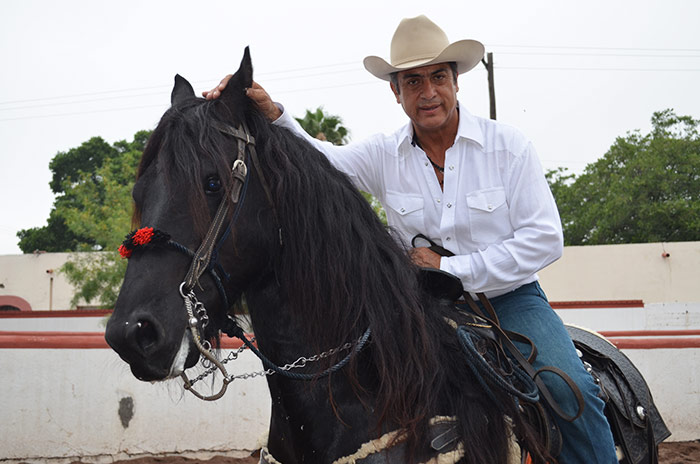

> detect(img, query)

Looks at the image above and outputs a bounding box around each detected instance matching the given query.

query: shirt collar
[396,102,485,152]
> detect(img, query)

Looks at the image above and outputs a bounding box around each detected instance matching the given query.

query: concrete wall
[538,241,699,304]
[623,348,700,442]
[0,336,697,462]
[0,252,94,311]
[2,241,699,311]
[0,346,271,462]
[1,242,699,461]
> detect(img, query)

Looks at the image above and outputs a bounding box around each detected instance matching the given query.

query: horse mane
[137,95,544,463]
[243,110,539,462]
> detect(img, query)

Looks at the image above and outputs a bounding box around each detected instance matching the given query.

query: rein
[120,121,370,401]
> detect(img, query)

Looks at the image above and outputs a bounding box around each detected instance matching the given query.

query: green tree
[16,211,86,253]
[61,132,147,307]
[548,109,700,245]
[20,131,148,308]
[17,136,119,252]
[296,107,386,223]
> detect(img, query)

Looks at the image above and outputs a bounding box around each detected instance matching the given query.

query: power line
[2,45,699,118]
[0,63,363,107]
[0,91,167,112]
[498,66,700,72]
[1,45,697,107]
[497,51,700,58]
[0,84,172,106]
[487,44,700,52]
[0,103,166,122]
[0,81,379,122]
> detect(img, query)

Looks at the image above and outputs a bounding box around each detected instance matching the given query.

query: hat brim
[363,39,485,81]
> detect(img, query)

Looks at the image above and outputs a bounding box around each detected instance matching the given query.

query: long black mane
[134,71,544,463]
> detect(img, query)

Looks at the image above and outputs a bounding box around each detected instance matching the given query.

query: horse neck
[244,280,378,462]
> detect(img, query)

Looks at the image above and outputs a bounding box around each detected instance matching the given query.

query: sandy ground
[97,441,699,464]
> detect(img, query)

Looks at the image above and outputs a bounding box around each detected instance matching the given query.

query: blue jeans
[467,282,617,463]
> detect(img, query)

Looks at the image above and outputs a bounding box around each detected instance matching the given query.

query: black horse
[106,49,550,463]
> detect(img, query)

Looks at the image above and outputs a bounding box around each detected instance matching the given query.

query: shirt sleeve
[273,105,385,197]
[440,141,564,293]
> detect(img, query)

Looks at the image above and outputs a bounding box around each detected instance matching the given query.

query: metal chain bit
[177,282,368,399]
[179,282,232,401]
[187,334,361,388]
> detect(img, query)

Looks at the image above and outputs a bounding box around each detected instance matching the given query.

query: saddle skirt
[566,325,671,464]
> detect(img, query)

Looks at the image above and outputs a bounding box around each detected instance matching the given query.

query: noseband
[120,120,370,401]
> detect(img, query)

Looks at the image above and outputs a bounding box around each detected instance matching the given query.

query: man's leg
[488,282,618,464]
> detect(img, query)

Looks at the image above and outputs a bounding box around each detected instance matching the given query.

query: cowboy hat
[363,15,485,81]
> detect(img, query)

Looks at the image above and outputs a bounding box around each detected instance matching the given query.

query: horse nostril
[135,319,158,353]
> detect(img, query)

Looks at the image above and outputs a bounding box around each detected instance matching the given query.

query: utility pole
[481,52,496,120]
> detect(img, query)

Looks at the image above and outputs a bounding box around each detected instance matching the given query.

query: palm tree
[295,107,349,146]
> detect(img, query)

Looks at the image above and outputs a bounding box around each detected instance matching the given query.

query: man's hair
[390,62,458,94]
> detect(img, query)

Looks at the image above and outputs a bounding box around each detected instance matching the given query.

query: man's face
[390,63,459,135]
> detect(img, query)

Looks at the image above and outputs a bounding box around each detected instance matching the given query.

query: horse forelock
[133,98,246,238]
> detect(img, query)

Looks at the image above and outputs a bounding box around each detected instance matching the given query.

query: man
[206,15,617,463]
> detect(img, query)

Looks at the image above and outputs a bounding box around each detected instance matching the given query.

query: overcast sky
[1,0,699,255]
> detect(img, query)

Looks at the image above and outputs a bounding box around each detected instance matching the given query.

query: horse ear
[219,47,253,109]
[237,46,253,88]
[171,74,195,106]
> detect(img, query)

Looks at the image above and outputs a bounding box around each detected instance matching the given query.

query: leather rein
[412,234,585,425]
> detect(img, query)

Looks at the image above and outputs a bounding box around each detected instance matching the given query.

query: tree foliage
[548,109,700,245]
[295,107,349,145]
[18,131,148,308]
[17,136,118,252]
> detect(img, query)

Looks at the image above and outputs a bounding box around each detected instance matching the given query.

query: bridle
[120,119,370,401]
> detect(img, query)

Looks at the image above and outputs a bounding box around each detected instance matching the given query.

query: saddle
[566,325,671,464]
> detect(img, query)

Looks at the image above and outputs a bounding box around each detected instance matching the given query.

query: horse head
[105,48,279,382]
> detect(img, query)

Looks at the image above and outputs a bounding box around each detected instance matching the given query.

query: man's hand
[410,247,441,269]
[203,78,281,121]
[246,82,282,121]
[202,74,232,100]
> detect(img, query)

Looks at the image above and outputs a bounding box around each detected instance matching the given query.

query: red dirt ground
[98,441,700,464]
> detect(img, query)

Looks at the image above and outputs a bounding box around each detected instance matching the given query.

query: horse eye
[205,175,222,194]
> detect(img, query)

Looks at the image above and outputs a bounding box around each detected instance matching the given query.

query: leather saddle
[566,325,671,464]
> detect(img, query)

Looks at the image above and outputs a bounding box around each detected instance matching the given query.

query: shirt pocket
[384,190,425,236]
[466,187,512,243]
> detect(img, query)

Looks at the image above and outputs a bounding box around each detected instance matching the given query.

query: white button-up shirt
[274,104,563,298]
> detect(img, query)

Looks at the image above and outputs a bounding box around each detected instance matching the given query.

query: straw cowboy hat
[363,15,485,81]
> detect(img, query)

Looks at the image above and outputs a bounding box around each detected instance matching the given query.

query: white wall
[624,348,700,442]
[0,347,271,462]
[0,314,107,332]
[538,241,700,304]
[0,252,93,311]
[2,241,700,311]
[555,302,700,332]
[1,242,699,461]
[1,342,696,463]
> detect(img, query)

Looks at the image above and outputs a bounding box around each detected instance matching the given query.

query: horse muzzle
[105,310,200,381]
